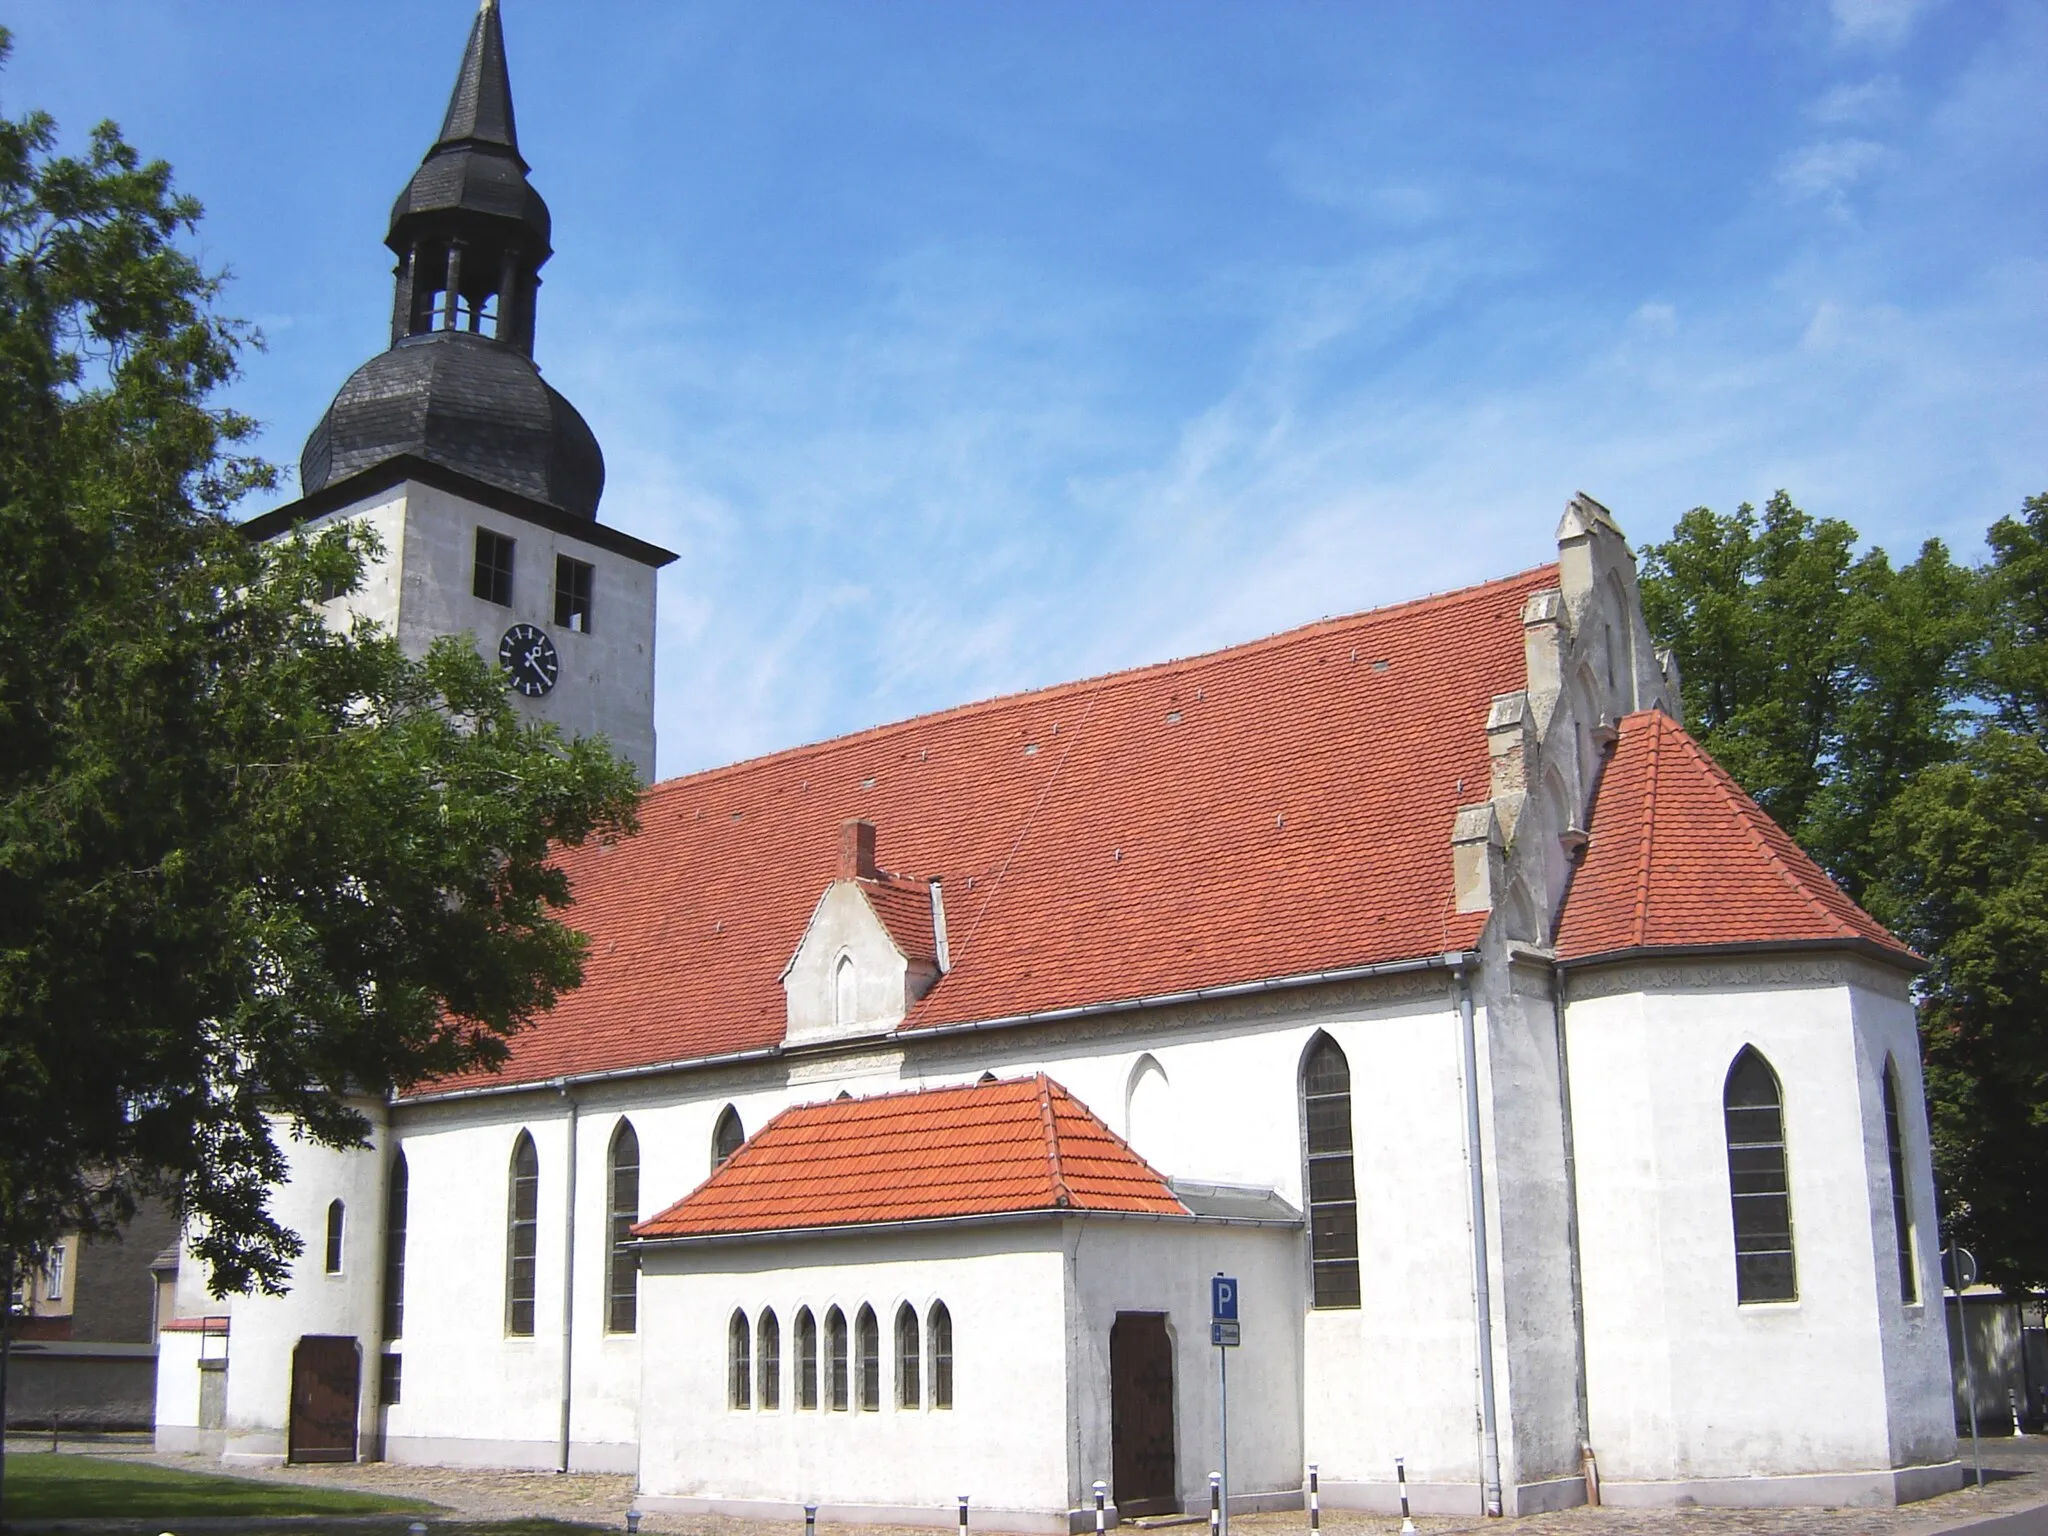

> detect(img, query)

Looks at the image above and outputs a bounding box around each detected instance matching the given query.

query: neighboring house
[153,1,1961,1523]
[5,1200,179,1432]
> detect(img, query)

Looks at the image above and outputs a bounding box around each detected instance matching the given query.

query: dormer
[781,821,947,1046]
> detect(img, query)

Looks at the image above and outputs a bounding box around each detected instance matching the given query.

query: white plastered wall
[1565,957,1959,1505]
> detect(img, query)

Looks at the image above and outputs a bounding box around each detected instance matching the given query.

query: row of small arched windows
[729,1302,954,1413]
[1299,1032,1924,1312]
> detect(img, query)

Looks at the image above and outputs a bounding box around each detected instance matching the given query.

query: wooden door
[288,1335,360,1464]
[1110,1312,1178,1516]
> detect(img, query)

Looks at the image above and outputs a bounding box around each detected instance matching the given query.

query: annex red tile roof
[420,566,1555,1095]
[1555,710,1915,966]
[854,874,938,967]
[634,1074,1186,1238]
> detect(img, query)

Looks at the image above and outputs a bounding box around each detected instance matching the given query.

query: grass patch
[0,1451,443,1520]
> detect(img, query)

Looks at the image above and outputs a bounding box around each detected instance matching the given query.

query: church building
[154,3,1961,1523]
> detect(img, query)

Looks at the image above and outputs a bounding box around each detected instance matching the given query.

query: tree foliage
[0,45,640,1296]
[1641,489,2048,1286]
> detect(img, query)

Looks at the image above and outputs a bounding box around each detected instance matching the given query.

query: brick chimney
[839,819,878,880]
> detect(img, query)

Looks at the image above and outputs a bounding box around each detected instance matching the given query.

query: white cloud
[1829,0,1940,47]
[1810,75,1900,124]
[1776,137,1892,212]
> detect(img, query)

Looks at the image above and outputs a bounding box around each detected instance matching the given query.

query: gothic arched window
[324,1199,346,1275]
[382,1153,408,1340]
[712,1105,745,1169]
[758,1309,781,1409]
[1883,1058,1918,1304]
[795,1307,818,1410]
[927,1301,953,1409]
[1301,1033,1360,1308]
[835,955,858,1030]
[729,1308,752,1409]
[506,1131,539,1336]
[608,1120,640,1333]
[1725,1047,1796,1303]
[856,1304,880,1411]
[825,1306,849,1411]
[895,1301,921,1408]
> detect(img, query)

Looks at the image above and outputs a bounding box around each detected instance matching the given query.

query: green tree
[1868,495,2048,1285]
[1638,491,1978,900]
[0,45,639,1302]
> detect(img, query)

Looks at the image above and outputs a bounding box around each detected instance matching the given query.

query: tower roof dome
[298,0,602,518]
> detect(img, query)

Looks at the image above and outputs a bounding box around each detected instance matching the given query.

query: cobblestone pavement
[24,1436,2048,1536]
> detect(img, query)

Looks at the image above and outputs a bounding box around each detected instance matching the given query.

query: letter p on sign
[1212,1274,1238,1321]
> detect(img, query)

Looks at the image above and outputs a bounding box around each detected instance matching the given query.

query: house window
[758,1309,781,1410]
[712,1105,745,1169]
[324,1200,345,1275]
[608,1120,640,1333]
[379,1352,402,1406]
[856,1304,880,1411]
[473,528,515,605]
[729,1309,752,1409]
[895,1302,921,1408]
[383,1153,408,1340]
[1301,1033,1361,1308]
[1883,1059,1918,1305]
[44,1244,66,1301]
[825,1306,849,1411]
[834,956,857,1031]
[795,1308,818,1410]
[1725,1047,1797,1303]
[507,1131,540,1335]
[927,1301,953,1410]
[554,556,594,633]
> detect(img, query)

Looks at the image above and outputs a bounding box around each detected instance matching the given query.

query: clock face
[498,623,560,697]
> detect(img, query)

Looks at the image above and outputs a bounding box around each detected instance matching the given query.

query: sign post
[1212,1275,1239,1536]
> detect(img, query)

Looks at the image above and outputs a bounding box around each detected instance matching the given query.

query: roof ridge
[1628,713,1665,947]
[1037,1074,1075,1210]
[636,562,1562,797]
[1679,724,1860,939]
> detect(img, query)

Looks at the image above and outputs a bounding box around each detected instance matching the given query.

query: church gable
[781,821,943,1045]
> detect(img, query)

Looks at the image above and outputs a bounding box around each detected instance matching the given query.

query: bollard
[1209,1473,1222,1536]
[1095,1480,1107,1535]
[1308,1464,1319,1534]
[959,1494,971,1536]
[1396,1457,1416,1536]
[626,1513,643,1535]
[806,1502,818,1536]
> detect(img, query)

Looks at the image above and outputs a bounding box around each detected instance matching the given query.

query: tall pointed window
[1302,1034,1361,1308]
[712,1105,745,1169]
[729,1309,752,1409]
[825,1306,849,1411]
[1725,1048,1797,1303]
[608,1120,640,1333]
[856,1304,880,1411]
[835,956,858,1031]
[758,1309,781,1410]
[324,1200,346,1275]
[927,1301,953,1410]
[795,1308,818,1410]
[382,1153,408,1340]
[506,1131,539,1335]
[1883,1059,1919,1304]
[895,1302,921,1409]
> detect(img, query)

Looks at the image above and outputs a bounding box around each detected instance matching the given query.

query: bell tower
[245,0,675,779]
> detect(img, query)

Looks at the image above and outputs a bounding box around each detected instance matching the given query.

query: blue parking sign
[1212,1274,1238,1321]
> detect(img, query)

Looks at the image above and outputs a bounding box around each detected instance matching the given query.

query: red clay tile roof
[633,1074,1186,1238]
[1555,710,1915,966]
[420,566,1555,1095]
[855,874,938,967]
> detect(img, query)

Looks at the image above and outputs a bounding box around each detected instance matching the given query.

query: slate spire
[435,0,521,160]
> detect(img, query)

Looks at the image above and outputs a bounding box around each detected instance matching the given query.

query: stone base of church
[383,1434,638,1474]
[1598,1460,1965,1509]
[152,1424,225,1458]
[632,1495,1068,1534]
[1321,1475,1586,1517]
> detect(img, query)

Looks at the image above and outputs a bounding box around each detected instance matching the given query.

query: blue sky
[10,1,2045,780]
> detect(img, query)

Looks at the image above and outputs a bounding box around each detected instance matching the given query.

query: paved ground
[7,1435,2046,1536]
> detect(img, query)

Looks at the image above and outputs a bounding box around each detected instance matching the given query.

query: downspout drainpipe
[556,1081,579,1474]
[1552,962,1595,1489]
[1454,960,1505,1518]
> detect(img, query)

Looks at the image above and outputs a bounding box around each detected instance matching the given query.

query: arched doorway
[288,1335,361,1463]
[1110,1312,1178,1515]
